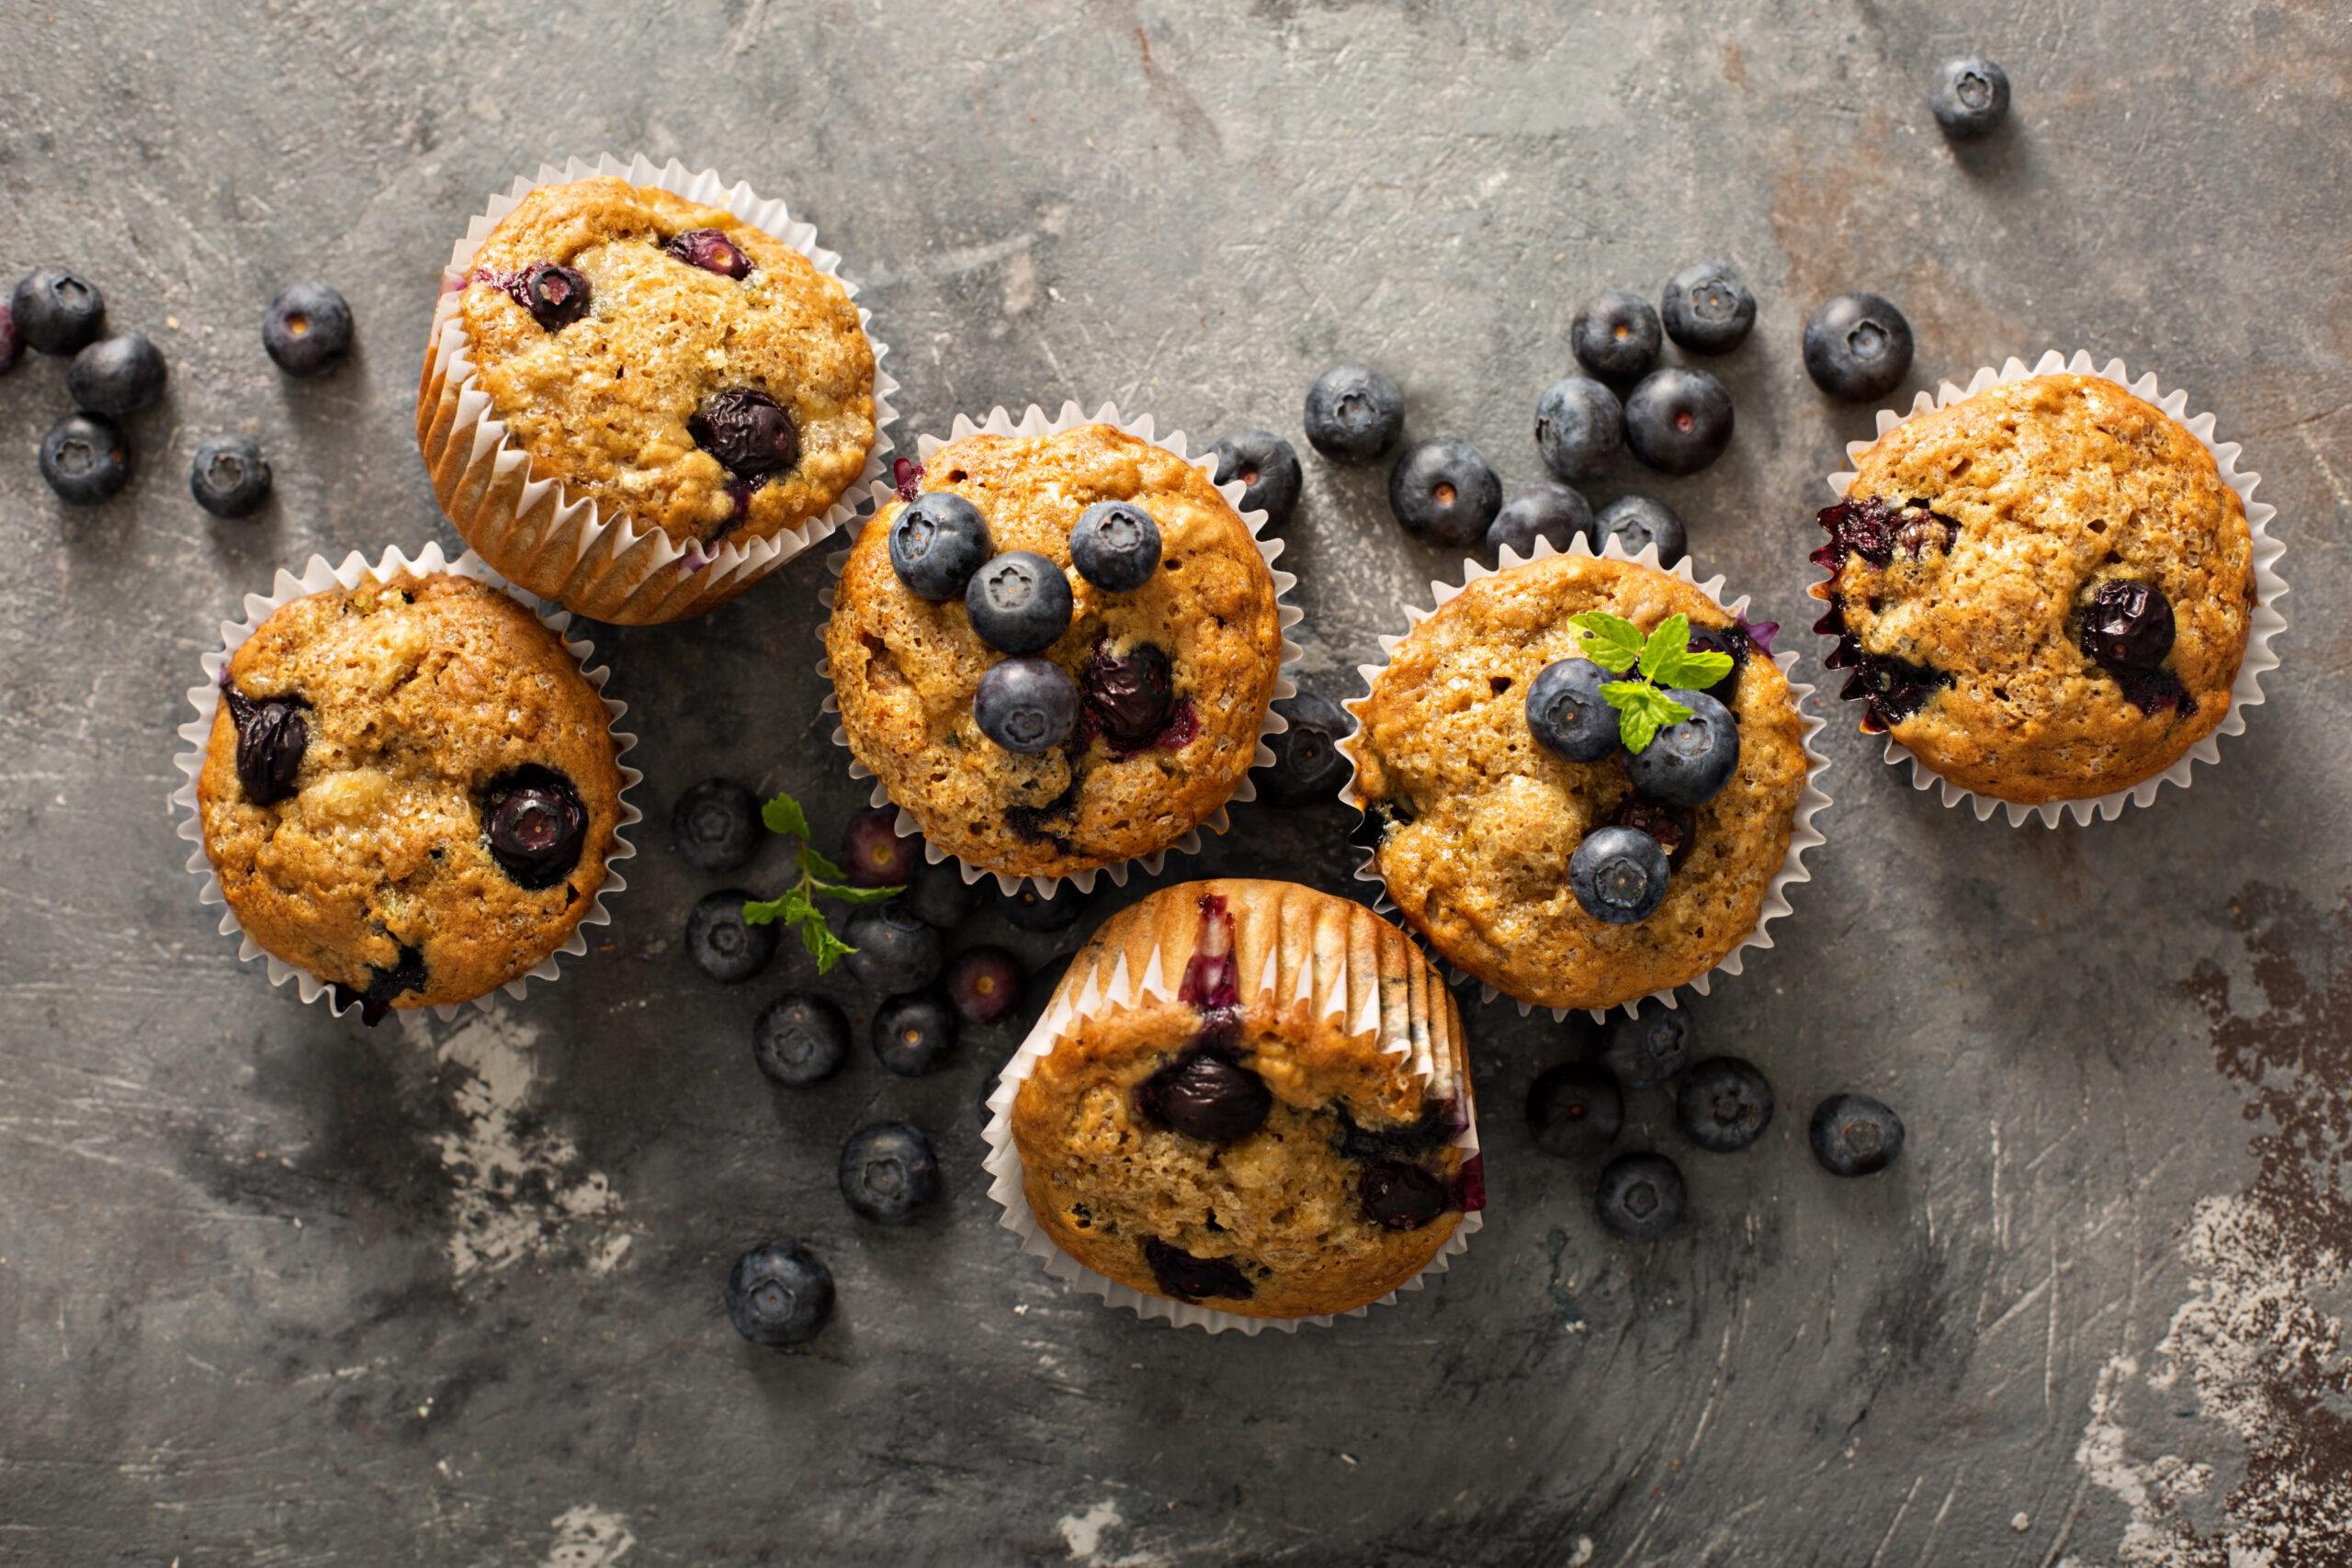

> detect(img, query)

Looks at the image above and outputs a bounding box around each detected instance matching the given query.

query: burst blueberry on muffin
[196,571,625,1021]
[1814,372,2254,804]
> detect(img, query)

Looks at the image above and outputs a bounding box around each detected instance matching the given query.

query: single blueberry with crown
[1303,365,1405,461]
[1601,998,1694,1089]
[189,434,271,519]
[12,268,105,355]
[672,778,763,873]
[944,945,1024,1025]
[687,889,778,984]
[1622,688,1738,807]
[1488,482,1594,558]
[1804,293,1913,401]
[1595,1151,1688,1241]
[752,992,850,1087]
[1070,501,1163,592]
[872,990,957,1076]
[1678,1057,1775,1153]
[510,262,591,333]
[1210,430,1303,527]
[841,805,921,888]
[1534,378,1623,481]
[690,387,798,479]
[1571,289,1663,382]
[1929,55,2011,139]
[1388,437,1503,546]
[726,1239,834,1348]
[1526,658,1621,763]
[1570,825,1669,925]
[1624,367,1735,476]
[1595,495,1686,565]
[838,1122,940,1224]
[967,550,1074,654]
[889,491,992,601]
[67,333,166,416]
[1253,691,1354,807]
[842,903,943,994]
[1528,1062,1624,1158]
[665,227,752,278]
[1136,1051,1272,1144]
[481,767,588,889]
[1660,261,1757,355]
[40,412,130,504]
[974,656,1079,754]
[263,283,352,378]
[1811,1092,1905,1176]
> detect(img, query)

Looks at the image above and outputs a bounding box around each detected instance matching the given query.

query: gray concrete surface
[3,2,2349,1563]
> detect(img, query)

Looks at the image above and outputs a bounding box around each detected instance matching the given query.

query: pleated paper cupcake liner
[1821,349,2288,828]
[817,400,1306,897]
[168,542,643,1024]
[1338,533,1834,1022]
[980,880,1481,1335]
[417,152,899,625]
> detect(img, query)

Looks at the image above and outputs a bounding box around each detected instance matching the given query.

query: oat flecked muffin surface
[457,175,876,547]
[197,572,625,1020]
[1006,880,1480,1320]
[1343,554,1811,1013]
[827,423,1284,883]
[1815,372,2253,803]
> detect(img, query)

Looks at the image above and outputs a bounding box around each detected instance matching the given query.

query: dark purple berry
[11,268,105,355]
[1388,436,1503,546]
[1595,1151,1687,1241]
[1571,289,1663,382]
[1488,481,1594,558]
[1677,1057,1775,1153]
[838,1122,939,1224]
[665,227,752,278]
[1069,501,1162,592]
[1535,378,1623,481]
[1253,691,1355,807]
[671,778,763,873]
[841,805,920,888]
[39,412,130,504]
[726,1239,833,1347]
[1929,55,2011,140]
[1594,495,1687,565]
[690,386,799,479]
[1210,430,1303,527]
[1804,293,1913,402]
[1660,261,1757,355]
[1082,640,1174,746]
[944,945,1024,1026]
[688,890,777,984]
[263,283,352,377]
[1600,999,1694,1089]
[753,993,850,1087]
[1527,1063,1623,1157]
[967,551,1074,654]
[66,333,166,415]
[1142,1237,1253,1303]
[223,688,309,806]
[872,990,957,1076]
[1622,688,1739,807]
[1569,825,1669,925]
[1135,1052,1272,1144]
[842,904,943,993]
[888,491,991,600]
[2080,580,2176,672]
[511,263,592,333]
[190,434,272,519]
[1610,793,1697,870]
[1303,365,1405,462]
[974,656,1079,753]
[1623,367,1735,476]
[481,767,588,889]
[1810,1092,1905,1177]
[1360,1160,1451,1230]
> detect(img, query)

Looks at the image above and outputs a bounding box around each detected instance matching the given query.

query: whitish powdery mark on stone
[540,1504,635,1567]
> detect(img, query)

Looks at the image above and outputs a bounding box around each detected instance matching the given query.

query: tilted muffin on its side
[1814,372,2254,804]
[826,423,1285,885]
[197,572,626,1021]
[1343,553,1813,1014]
[998,879,1481,1322]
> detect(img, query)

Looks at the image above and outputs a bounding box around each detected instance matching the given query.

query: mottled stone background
[2,2,2347,1563]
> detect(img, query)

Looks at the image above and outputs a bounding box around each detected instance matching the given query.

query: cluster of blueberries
[4,266,350,513]
[1529,1000,1908,1241]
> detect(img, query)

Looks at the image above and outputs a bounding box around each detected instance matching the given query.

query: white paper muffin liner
[981,884,1481,1335]
[1821,349,2288,828]
[417,152,899,625]
[1337,532,1834,1022]
[816,400,1306,897]
[168,542,643,1023]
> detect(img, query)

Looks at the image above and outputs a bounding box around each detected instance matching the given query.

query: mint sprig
[1567,612,1736,753]
[742,790,903,974]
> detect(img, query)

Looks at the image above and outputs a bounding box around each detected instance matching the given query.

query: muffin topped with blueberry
[999,879,1480,1321]
[1815,372,2253,803]
[452,175,876,548]
[1342,553,1812,1014]
[826,423,1285,884]
[196,572,626,1021]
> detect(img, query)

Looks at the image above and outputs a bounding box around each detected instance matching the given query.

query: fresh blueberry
[39,412,130,504]
[1081,640,1174,746]
[1572,289,1663,381]
[841,805,921,888]
[1600,999,1694,1089]
[1594,495,1687,565]
[672,779,763,873]
[508,262,591,333]
[944,945,1024,1026]
[1624,367,1735,476]
[1660,261,1757,355]
[481,767,588,889]
[1253,691,1355,807]
[11,269,105,355]
[1804,293,1914,402]
[1534,378,1624,482]
[1069,501,1163,592]
[1810,1093,1906,1177]
[906,861,980,930]
[1570,825,1669,925]
[1677,1057,1775,1153]
[665,227,753,278]
[838,1122,940,1224]
[261,282,352,378]
[1487,482,1593,558]
[66,333,167,416]
[0,303,19,375]
[752,993,850,1087]
[1360,1161,1451,1230]
[726,1239,834,1347]
[1303,365,1405,462]
[690,387,798,480]
[687,890,777,984]
[1388,437,1503,547]
[888,491,992,602]
[967,551,1074,654]
[223,688,309,806]
[1210,430,1303,527]
[995,882,1087,931]
[1623,688,1739,807]
[1526,659,1621,763]
[842,902,943,993]
[1611,792,1698,869]
[973,656,1079,754]
[1595,1151,1688,1241]
[872,990,958,1076]
[1143,1237,1253,1303]
[1929,55,2011,140]
[189,434,272,519]
[2080,581,2176,672]
[1135,1051,1272,1143]
[1527,1062,1624,1158]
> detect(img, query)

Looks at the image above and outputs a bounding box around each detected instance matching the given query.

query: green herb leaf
[1567,611,1645,673]
[1603,681,1694,754]
[1657,647,1735,690]
[803,918,857,974]
[1636,615,1691,683]
[742,885,817,928]
[808,877,902,907]
[761,790,814,843]
[796,842,850,886]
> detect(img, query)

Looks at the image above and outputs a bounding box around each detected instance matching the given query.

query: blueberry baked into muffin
[1342,553,1812,1014]
[196,572,626,1021]
[998,879,1481,1321]
[1814,372,2254,803]
[826,423,1286,885]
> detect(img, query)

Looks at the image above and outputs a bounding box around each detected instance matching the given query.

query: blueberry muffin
[1003,879,1480,1320]
[440,175,876,549]
[1815,372,2254,803]
[826,423,1285,884]
[1342,554,1812,1014]
[196,572,626,1021]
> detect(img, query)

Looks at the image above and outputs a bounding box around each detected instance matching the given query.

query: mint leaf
[1567,611,1645,673]
[808,877,901,907]
[803,918,856,974]
[761,790,813,843]
[1603,681,1693,754]
[797,842,849,886]
[1656,647,1734,691]
[1637,615,1691,683]
[742,885,817,928]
